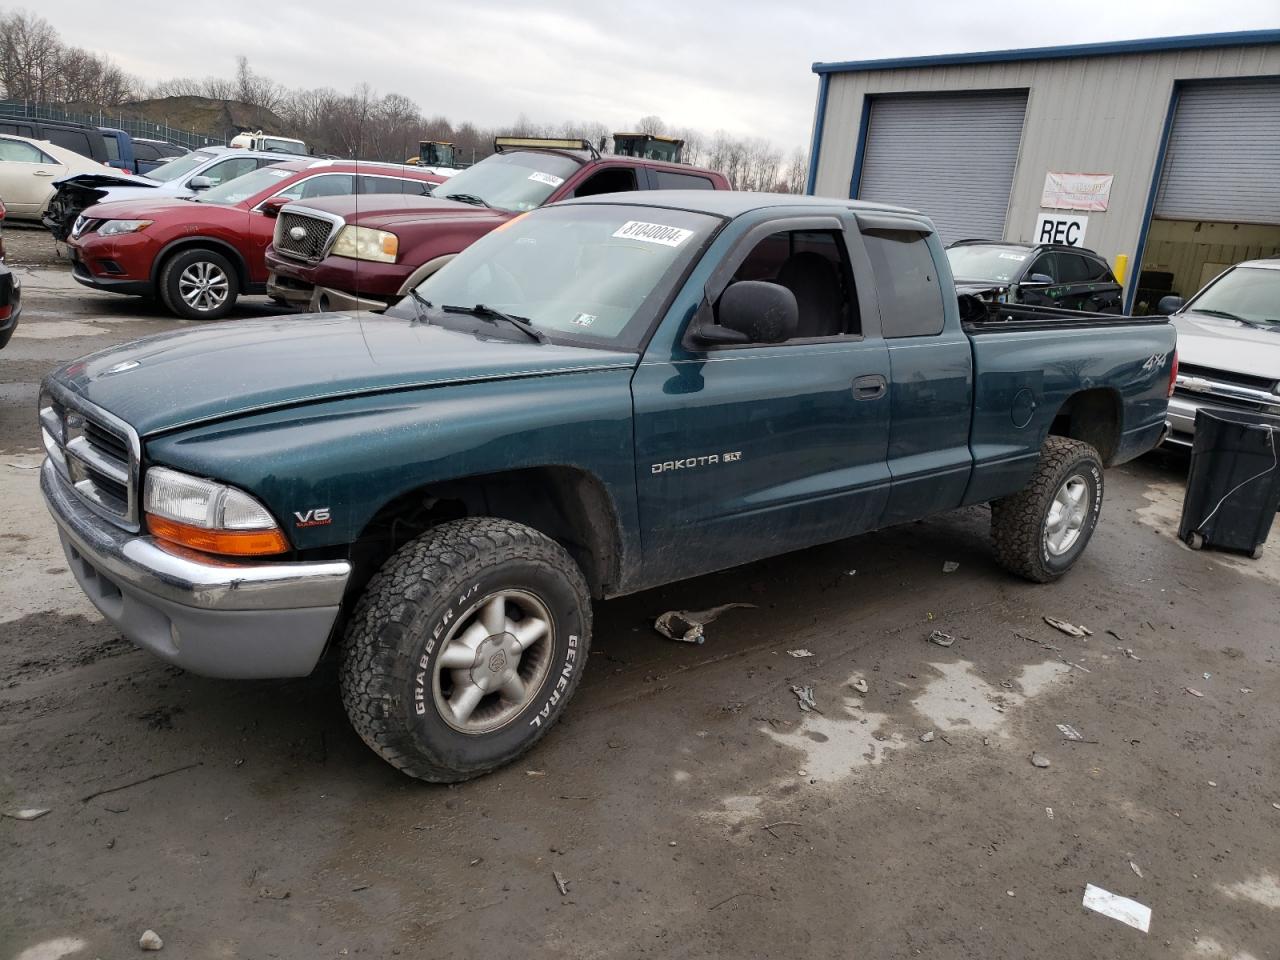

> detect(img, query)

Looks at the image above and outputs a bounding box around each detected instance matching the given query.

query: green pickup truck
[40,192,1177,781]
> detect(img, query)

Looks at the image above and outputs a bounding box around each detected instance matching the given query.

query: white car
[0,133,117,221]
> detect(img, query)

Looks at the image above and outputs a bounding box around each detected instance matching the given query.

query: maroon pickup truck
[265,137,731,311]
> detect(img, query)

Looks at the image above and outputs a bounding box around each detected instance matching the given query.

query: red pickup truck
[265,138,731,312]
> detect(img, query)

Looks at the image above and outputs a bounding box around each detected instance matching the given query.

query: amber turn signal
[147,514,289,557]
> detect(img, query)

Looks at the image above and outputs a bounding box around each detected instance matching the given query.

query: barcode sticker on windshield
[998,253,1028,261]
[613,221,694,247]
[528,171,564,187]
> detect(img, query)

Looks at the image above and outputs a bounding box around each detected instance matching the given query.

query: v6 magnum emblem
[294,507,331,528]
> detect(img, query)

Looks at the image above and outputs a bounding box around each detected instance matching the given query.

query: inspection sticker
[571,313,597,327]
[528,171,564,187]
[998,252,1028,261]
[612,221,693,247]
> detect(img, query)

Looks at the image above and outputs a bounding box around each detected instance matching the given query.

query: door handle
[34,170,55,177]
[852,374,887,400]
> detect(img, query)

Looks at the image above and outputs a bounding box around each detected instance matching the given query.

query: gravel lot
[2,224,1278,959]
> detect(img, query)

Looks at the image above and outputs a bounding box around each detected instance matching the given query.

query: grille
[41,391,138,529]
[274,210,336,262]
[1178,363,1277,393]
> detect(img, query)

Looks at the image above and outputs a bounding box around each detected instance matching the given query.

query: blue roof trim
[812,29,1280,75]
[804,74,829,195]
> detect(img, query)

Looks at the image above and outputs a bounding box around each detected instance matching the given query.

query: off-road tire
[158,247,239,321]
[340,518,592,782]
[991,436,1103,583]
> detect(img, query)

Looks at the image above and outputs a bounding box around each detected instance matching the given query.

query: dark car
[0,115,110,165]
[946,240,1123,313]
[0,200,19,349]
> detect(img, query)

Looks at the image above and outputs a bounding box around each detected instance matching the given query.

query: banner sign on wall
[1034,213,1089,246]
[1041,172,1113,211]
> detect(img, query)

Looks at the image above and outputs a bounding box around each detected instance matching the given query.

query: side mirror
[259,196,291,218]
[697,280,798,345]
[1026,273,1053,285]
[1156,295,1185,315]
[188,175,213,191]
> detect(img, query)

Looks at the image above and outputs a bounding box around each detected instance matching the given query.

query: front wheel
[340,518,592,782]
[159,248,239,321]
[991,436,1104,583]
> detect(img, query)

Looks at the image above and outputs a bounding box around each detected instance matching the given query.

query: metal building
[806,30,1280,311]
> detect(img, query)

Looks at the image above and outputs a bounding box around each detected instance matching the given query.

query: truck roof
[566,190,924,220]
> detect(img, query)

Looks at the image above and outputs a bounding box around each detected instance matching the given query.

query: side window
[297,174,354,199]
[102,136,121,162]
[1026,254,1058,281]
[203,157,259,186]
[1056,255,1093,284]
[722,229,860,340]
[862,229,945,338]
[0,140,50,163]
[359,175,432,196]
[572,166,639,198]
[1085,256,1114,282]
[133,142,161,161]
[47,129,93,158]
[651,170,714,190]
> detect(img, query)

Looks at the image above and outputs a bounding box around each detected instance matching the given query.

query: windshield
[433,151,580,213]
[1188,266,1280,326]
[148,150,215,183]
[946,244,1031,283]
[406,204,719,348]
[194,165,294,205]
[262,137,304,154]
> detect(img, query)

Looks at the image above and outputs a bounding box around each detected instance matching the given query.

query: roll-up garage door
[857,91,1028,245]
[1154,79,1280,224]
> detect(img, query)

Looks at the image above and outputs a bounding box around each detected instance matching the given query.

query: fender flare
[151,236,252,289]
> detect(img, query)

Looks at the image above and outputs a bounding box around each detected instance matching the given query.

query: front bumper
[1165,394,1280,449]
[0,272,19,350]
[41,459,351,678]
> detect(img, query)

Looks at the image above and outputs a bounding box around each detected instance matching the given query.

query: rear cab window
[651,170,715,190]
[47,129,94,159]
[862,229,945,337]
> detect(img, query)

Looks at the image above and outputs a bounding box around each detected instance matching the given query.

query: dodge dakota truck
[264,136,730,312]
[41,192,1176,782]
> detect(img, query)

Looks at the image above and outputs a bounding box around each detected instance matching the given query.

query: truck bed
[963,300,1170,332]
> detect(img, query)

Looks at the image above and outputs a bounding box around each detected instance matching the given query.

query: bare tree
[634,114,666,136]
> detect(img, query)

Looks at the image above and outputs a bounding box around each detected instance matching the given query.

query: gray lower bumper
[309,285,388,313]
[41,460,351,679]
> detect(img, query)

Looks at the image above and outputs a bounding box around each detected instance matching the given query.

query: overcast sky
[38,0,1280,152]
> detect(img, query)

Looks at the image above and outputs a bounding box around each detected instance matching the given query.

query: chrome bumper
[41,459,352,677]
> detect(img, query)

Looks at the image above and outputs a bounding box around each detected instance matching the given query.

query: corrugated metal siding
[857,92,1027,244]
[812,43,1280,266]
[1154,79,1280,224]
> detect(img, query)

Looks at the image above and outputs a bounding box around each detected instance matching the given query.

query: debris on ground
[790,685,819,713]
[258,887,290,900]
[762,820,801,839]
[1120,647,1143,661]
[553,870,570,896]
[928,630,955,648]
[1082,883,1151,933]
[1030,753,1051,768]
[1130,861,1144,879]
[1044,616,1091,638]
[1045,807,1054,820]
[1207,780,1217,787]
[919,730,936,743]
[1059,656,1091,673]
[139,929,164,951]
[1106,628,1129,643]
[654,603,756,644]
[787,649,814,658]
[1241,687,1253,694]
[1185,687,1205,698]
[942,561,959,573]
[851,677,868,694]
[1057,723,1086,742]
[1018,632,1061,652]
[2,808,51,821]
[526,770,546,777]
[1202,672,1212,680]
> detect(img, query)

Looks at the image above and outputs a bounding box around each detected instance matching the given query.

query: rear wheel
[340,518,592,782]
[991,436,1104,582]
[159,248,239,321]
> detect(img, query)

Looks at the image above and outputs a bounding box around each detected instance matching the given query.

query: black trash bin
[1178,409,1280,559]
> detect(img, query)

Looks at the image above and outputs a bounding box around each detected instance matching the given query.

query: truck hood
[1172,312,1280,381]
[49,312,637,437]
[297,194,510,230]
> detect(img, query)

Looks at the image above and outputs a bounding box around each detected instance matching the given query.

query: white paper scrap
[1082,883,1151,932]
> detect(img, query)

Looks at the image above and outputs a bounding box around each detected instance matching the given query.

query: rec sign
[1034,213,1089,247]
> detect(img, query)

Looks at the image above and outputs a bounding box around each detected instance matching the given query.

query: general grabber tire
[158,247,239,321]
[991,436,1104,583]
[340,518,592,782]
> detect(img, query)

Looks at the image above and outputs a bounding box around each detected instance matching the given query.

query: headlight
[331,225,398,263]
[144,466,288,556]
[97,219,153,237]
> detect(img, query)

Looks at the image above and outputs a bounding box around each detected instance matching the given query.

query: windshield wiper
[441,303,546,344]
[1194,308,1270,329]
[442,192,492,208]
[407,288,433,326]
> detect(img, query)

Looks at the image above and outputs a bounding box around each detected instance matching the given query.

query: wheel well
[1048,388,1122,464]
[152,238,249,289]
[348,466,623,601]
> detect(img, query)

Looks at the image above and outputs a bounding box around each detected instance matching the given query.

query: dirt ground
[1,224,1278,960]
